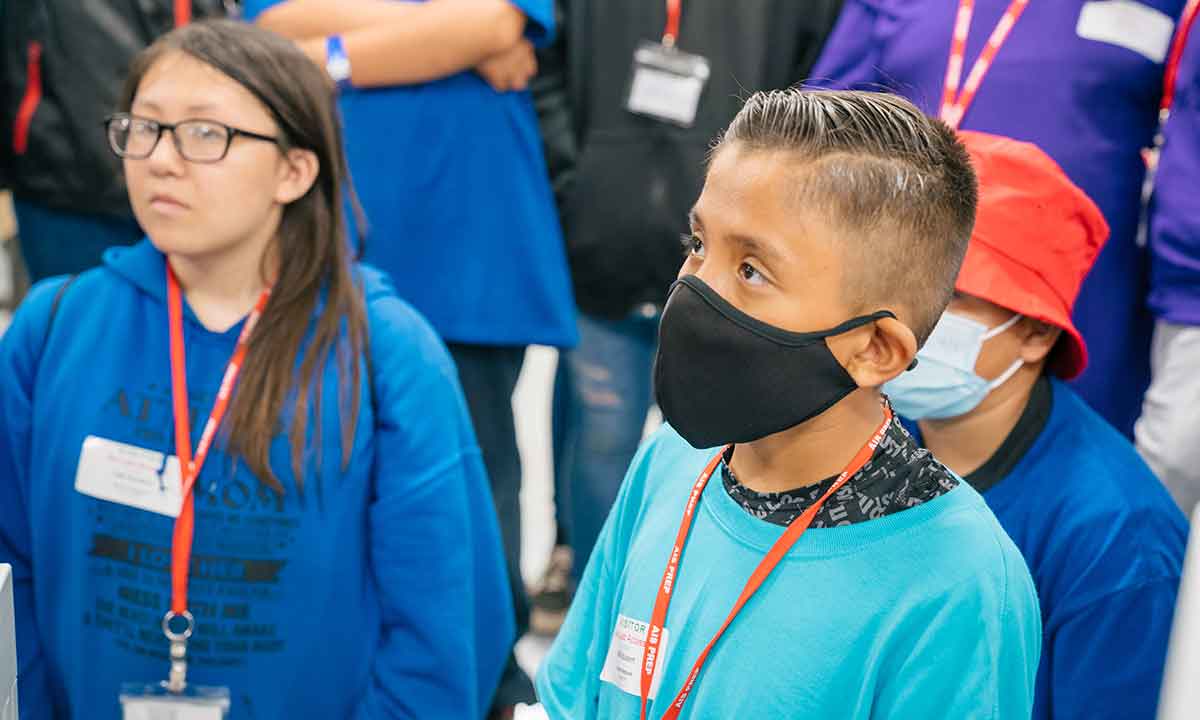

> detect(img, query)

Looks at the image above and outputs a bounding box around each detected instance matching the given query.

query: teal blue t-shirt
[537,426,1041,719]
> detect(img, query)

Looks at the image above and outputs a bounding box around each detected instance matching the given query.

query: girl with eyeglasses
[0,19,513,720]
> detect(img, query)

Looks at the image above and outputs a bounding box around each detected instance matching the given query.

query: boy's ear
[830,317,918,388]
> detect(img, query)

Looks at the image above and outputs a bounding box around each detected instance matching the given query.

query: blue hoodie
[0,239,514,719]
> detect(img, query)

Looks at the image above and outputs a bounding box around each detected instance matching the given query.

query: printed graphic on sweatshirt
[79,382,299,670]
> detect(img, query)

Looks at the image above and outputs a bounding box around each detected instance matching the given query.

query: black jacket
[535,0,844,319]
[1,1,229,217]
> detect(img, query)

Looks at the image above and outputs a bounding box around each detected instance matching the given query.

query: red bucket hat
[955,131,1109,379]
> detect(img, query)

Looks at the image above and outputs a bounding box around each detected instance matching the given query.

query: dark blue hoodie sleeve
[353,293,515,720]
[0,277,72,720]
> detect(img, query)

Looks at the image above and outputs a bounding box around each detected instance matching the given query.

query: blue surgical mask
[884,311,1024,420]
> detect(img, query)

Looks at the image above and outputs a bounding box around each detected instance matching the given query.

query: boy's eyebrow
[690,207,786,269]
[729,234,786,269]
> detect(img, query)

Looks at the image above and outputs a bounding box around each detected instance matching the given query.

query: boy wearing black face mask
[534,89,1040,719]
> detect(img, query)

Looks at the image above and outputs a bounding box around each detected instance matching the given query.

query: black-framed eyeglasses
[105,112,281,163]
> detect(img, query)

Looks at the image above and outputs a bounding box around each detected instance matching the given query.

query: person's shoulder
[1009,384,1188,605]
[18,275,76,314]
[633,423,717,481]
[353,264,466,411]
[914,485,1024,568]
[879,484,1034,613]
[357,264,454,371]
[957,381,1187,618]
[861,487,1039,671]
[1033,381,1182,520]
[4,267,116,347]
[615,424,719,511]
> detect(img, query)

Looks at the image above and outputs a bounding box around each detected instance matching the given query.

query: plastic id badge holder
[625,40,710,128]
[120,684,230,720]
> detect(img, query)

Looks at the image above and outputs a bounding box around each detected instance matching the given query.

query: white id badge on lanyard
[624,40,710,128]
[120,684,231,720]
[75,436,184,517]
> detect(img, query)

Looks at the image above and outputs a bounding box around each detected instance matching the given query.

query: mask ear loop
[981,313,1023,341]
[981,314,1026,391]
[986,357,1026,391]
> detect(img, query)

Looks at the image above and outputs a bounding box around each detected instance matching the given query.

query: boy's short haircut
[719,88,978,345]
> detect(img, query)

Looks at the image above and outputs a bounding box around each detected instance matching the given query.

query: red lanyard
[166,264,270,620]
[639,402,894,720]
[940,0,1030,129]
[1137,0,1200,246]
[1162,0,1200,117]
[663,0,682,46]
[175,0,191,26]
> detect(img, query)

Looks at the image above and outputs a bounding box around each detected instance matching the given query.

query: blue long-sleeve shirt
[0,239,514,719]
[910,380,1187,720]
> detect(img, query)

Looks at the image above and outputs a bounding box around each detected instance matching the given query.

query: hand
[475,39,537,92]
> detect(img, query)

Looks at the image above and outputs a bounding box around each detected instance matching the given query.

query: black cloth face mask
[653,275,896,448]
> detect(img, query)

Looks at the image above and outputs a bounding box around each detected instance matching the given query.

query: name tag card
[120,684,230,720]
[625,41,711,128]
[600,614,670,699]
[75,436,183,518]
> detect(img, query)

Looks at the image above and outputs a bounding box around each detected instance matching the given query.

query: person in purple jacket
[808,0,1188,438]
[1138,10,1200,516]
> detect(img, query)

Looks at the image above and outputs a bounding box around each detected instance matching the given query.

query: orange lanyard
[164,264,269,634]
[663,0,682,46]
[175,0,191,26]
[639,402,894,720]
[940,0,1030,129]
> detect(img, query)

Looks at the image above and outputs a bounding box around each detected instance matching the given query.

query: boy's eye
[680,233,705,258]
[739,262,766,285]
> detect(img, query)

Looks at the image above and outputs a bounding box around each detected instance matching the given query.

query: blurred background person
[0,0,230,283]
[528,0,844,632]
[809,0,1189,440]
[1138,1,1200,515]
[246,1,578,715]
[886,131,1187,720]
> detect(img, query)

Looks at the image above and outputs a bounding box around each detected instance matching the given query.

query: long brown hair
[120,20,368,493]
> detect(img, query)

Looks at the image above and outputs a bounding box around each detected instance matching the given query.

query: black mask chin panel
[653,275,895,448]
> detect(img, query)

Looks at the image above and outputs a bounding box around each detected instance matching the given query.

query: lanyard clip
[163,610,195,693]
